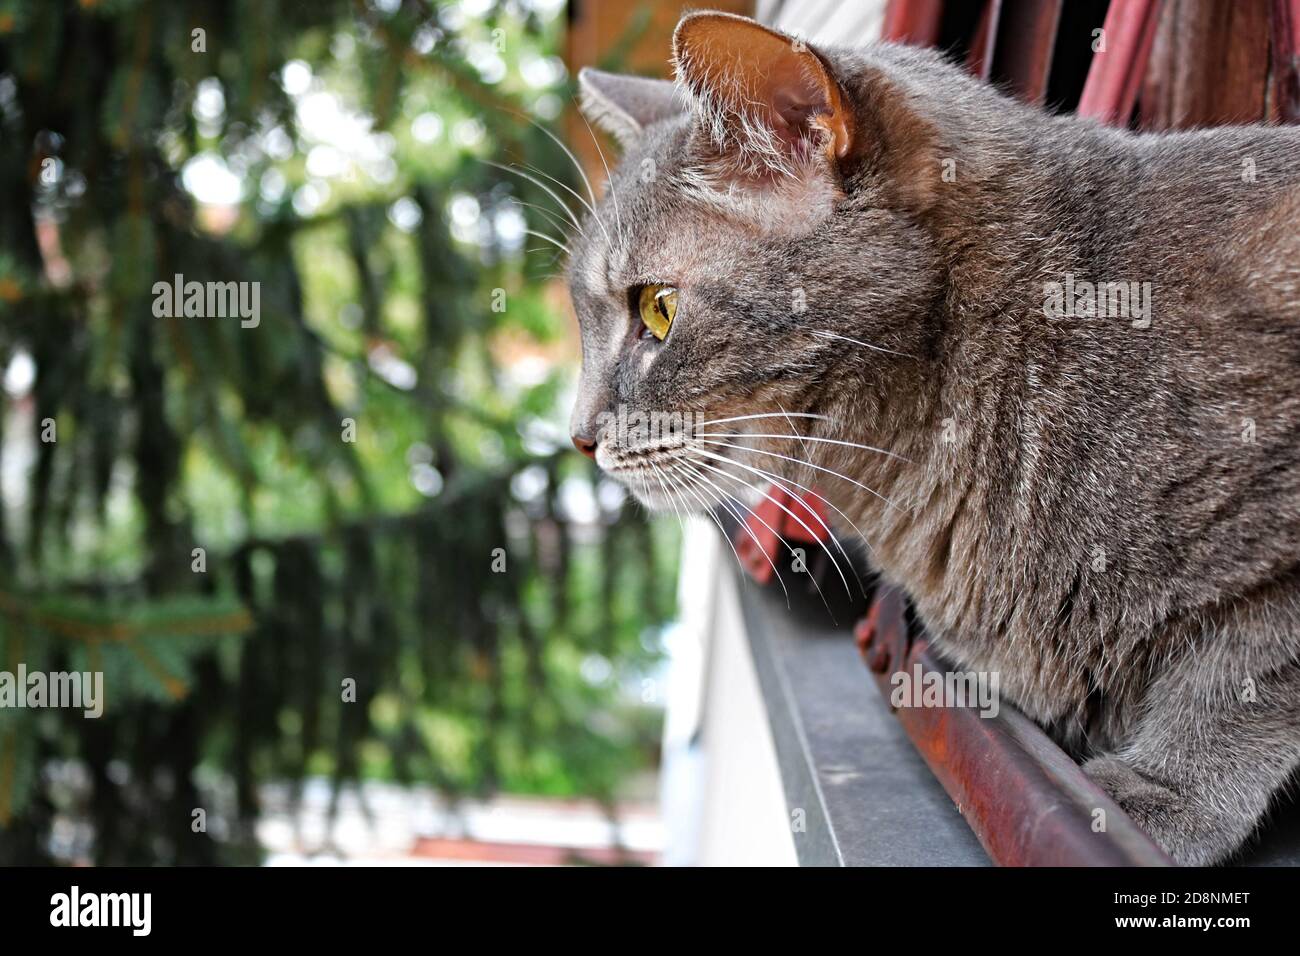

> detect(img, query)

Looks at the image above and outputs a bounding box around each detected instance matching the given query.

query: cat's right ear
[672,12,941,213]
[577,68,682,148]
[672,12,855,177]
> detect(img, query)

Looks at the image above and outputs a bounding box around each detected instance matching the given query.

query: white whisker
[482,160,591,238]
[697,411,831,428]
[695,432,912,464]
[672,463,793,608]
[696,438,907,512]
[511,197,585,241]
[686,457,856,601]
[522,229,571,255]
[811,329,915,359]
[687,444,876,557]
[676,461,830,615]
[685,447,872,597]
[647,462,690,539]
[777,402,814,463]
[518,161,600,222]
[573,97,625,244]
[664,463,756,597]
[521,115,600,211]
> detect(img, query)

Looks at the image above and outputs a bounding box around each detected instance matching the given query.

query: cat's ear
[671,12,854,176]
[577,68,683,148]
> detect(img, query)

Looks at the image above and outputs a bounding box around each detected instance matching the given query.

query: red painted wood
[856,587,1174,866]
[1274,0,1300,122]
[881,0,945,46]
[988,0,1064,105]
[1078,0,1165,125]
[966,0,1002,80]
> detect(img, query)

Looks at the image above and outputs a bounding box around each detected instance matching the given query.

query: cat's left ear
[672,12,854,176]
[578,68,683,148]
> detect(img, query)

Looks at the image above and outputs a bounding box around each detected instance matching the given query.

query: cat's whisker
[695,438,907,512]
[675,463,796,609]
[524,249,567,270]
[572,95,626,245]
[672,464,778,593]
[685,457,856,602]
[511,197,585,241]
[647,462,689,537]
[650,460,695,530]
[521,229,572,255]
[662,462,761,600]
[622,471,660,520]
[519,113,602,213]
[678,461,836,615]
[517,161,601,225]
[482,160,590,237]
[695,432,912,464]
[697,411,831,428]
[777,402,814,463]
[687,444,875,553]
[685,445,875,591]
[810,329,916,359]
[671,462,795,609]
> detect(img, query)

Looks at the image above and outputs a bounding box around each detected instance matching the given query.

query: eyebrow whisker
[573,95,626,246]
[522,229,572,255]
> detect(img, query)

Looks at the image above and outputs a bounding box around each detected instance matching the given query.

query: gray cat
[563,11,1300,865]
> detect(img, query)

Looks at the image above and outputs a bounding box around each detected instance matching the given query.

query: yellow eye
[637,284,677,341]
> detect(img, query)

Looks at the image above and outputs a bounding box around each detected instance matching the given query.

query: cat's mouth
[600,438,762,518]
[590,408,704,512]
[591,407,859,517]
[600,450,700,513]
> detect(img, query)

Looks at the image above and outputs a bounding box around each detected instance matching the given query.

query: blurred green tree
[0,0,675,864]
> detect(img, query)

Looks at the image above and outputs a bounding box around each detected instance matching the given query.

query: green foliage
[0,0,674,864]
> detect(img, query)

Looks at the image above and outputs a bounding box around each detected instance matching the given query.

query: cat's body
[567,13,1300,864]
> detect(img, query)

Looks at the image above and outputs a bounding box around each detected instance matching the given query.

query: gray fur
[566,13,1300,865]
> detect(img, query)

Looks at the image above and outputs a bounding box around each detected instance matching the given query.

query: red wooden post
[1274,0,1300,123]
[881,0,945,46]
[1077,0,1165,125]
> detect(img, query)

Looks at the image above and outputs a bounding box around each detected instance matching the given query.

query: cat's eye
[637,284,678,341]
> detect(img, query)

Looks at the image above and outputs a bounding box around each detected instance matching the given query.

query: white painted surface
[759,0,888,47]
[659,519,796,866]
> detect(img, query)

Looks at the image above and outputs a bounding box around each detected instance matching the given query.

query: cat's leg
[1082,650,1300,866]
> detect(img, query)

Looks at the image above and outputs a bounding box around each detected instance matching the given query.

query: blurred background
[0,0,763,866]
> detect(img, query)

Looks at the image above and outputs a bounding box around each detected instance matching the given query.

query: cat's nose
[572,433,598,460]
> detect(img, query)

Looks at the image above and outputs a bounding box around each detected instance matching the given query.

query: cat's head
[566,11,943,511]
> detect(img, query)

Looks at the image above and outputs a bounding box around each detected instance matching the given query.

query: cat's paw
[1082,755,1249,867]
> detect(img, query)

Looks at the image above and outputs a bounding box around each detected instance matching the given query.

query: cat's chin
[605,469,694,515]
